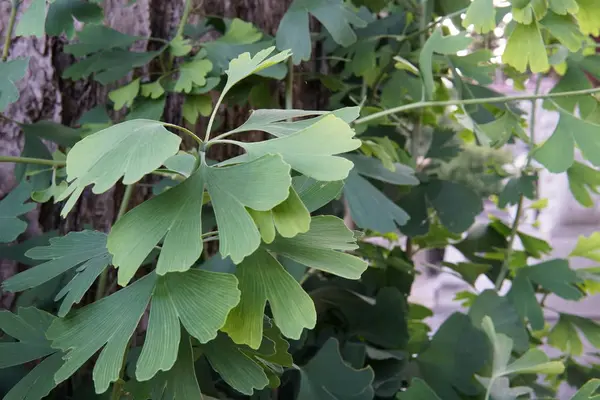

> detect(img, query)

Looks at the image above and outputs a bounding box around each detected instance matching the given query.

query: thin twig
[0,156,65,167]
[2,0,19,62]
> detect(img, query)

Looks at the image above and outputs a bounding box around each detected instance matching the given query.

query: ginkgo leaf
[57,119,182,217]
[45,0,104,39]
[0,58,29,112]
[226,115,361,181]
[3,352,64,400]
[534,109,600,173]
[574,0,600,36]
[169,35,193,57]
[15,0,46,37]
[420,28,472,99]
[0,307,57,368]
[174,59,213,93]
[571,379,600,400]
[63,25,139,57]
[512,0,548,24]
[297,337,374,400]
[293,176,344,212]
[249,186,310,243]
[568,162,600,208]
[182,94,213,124]
[276,0,368,64]
[571,232,600,262]
[463,0,496,33]
[109,78,140,110]
[2,230,111,317]
[223,47,291,95]
[548,0,579,14]
[0,182,35,244]
[135,269,240,381]
[222,248,316,349]
[266,216,368,279]
[540,12,586,52]
[140,81,165,99]
[503,21,549,73]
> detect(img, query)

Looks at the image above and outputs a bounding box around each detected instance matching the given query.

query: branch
[2,0,19,61]
[353,87,600,125]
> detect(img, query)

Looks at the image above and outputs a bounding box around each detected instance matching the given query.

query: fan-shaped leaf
[503,21,549,73]
[109,78,140,110]
[174,59,213,93]
[223,47,291,95]
[58,119,181,217]
[293,176,344,212]
[0,58,29,112]
[463,0,496,33]
[0,181,35,243]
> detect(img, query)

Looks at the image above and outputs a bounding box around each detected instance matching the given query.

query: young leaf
[226,115,361,181]
[571,232,600,262]
[292,176,344,212]
[2,230,111,317]
[223,47,291,95]
[574,0,600,36]
[108,78,141,110]
[462,0,496,33]
[297,337,374,400]
[47,274,156,393]
[549,314,600,355]
[58,119,182,217]
[222,248,316,349]
[0,182,35,244]
[0,58,29,112]
[548,0,579,14]
[64,25,139,57]
[135,269,240,381]
[266,216,368,279]
[420,28,472,99]
[169,35,193,57]
[503,21,549,73]
[568,162,600,208]
[141,81,165,99]
[45,0,104,39]
[276,0,368,64]
[174,58,213,93]
[540,12,585,52]
[182,94,213,124]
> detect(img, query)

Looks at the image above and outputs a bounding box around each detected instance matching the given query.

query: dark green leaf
[292,176,344,213]
[0,181,35,243]
[45,0,104,39]
[567,161,600,208]
[21,121,81,147]
[498,175,536,208]
[398,378,442,400]
[64,25,139,56]
[0,58,29,112]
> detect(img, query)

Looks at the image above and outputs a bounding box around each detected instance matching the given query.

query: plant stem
[175,0,193,38]
[205,92,225,142]
[0,155,66,167]
[285,58,294,112]
[2,0,19,62]
[162,122,203,145]
[353,87,600,125]
[494,77,543,290]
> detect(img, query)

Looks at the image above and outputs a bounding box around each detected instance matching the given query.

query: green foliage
[3,0,600,399]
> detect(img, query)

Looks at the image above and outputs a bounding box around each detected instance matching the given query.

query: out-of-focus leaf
[21,121,81,147]
[503,21,549,73]
[182,94,213,124]
[64,25,139,56]
[45,0,104,39]
[108,78,140,110]
[15,0,46,37]
[571,232,600,262]
[398,378,442,400]
[498,175,536,208]
[0,182,35,243]
[568,162,600,208]
[549,314,600,356]
[0,58,29,112]
[463,0,496,33]
[570,378,600,399]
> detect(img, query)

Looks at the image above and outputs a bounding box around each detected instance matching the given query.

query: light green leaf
[540,12,586,52]
[0,181,35,243]
[223,47,291,95]
[219,18,263,44]
[503,21,549,73]
[222,248,316,349]
[135,269,240,381]
[571,232,600,262]
[0,307,57,368]
[140,81,165,99]
[58,119,181,217]
[228,115,361,181]
[568,162,600,208]
[266,216,368,279]
[45,0,104,39]
[174,59,213,93]
[297,337,374,400]
[570,379,600,400]
[463,0,496,33]
[420,28,472,99]
[15,0,46,37]
[0,58,29,112]
[549,314,600,355]
[512,0,548,24]
[575,0,600,36]
[2,230,111,317]
[109,78,141,110]
[169,35,192,57]
[276,0,368,64]
[3,352,64,400]
[182,94,213,124]
[549,0,579,14]
[505,348,565,375]
[64,25,139,57]
[292,176,344,213]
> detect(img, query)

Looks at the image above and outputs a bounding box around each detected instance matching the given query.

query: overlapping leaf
[2,230,111,317]
[45,0,104,39]
[63,25,139,57]
[568,162,600,208]
[0,181,35,243]
[548,313,600,355]
[174,58,213,93]
[0,58,29,112]
[293,176,344,212]
[58,119,182,217]
[503,21,549,73]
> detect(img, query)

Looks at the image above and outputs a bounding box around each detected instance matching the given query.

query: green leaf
[223,47,291,95]
[570,379,600,399]
[448,50,495,85]
[420,28,472,99]
[140,81,165,99]
[568,162,600,208]
[58,119,181,217]
[15,0,46,37]
[47,274,155,393]
[571,232,600,262]
[64,25,139,57]
[266,216,368,279]
[479,111,527,148]
[548,0,579,14]
[497,175,536,208]
[219,18,264,44]
[297,337,374,400]
[3,352,64,400]
[276,0,368,64]
[0,58,29,112]
[292,176,344,212]
[135,269,240,381]
[442,262,491,285]
[0,181,35,243]
[398,379,443,400]
[45,0,104,39]
[169,35,193,57]
[503,21,549,73]
[507,272,545,330]
[2,230,111,317]
[463,0,496,33]
[226,114,361,181]
[574,0,600,36]
[126,97,166,121]
[182,94,213,124]
[222,248,316,349]
[535,108,600,173]
[525,259,583,300]
[540,12,586,52]
[0,307,57,368]
[174,58,213,93]
[549,314,600,355]
[21,121,81,147]
[108,78,141,110]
